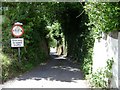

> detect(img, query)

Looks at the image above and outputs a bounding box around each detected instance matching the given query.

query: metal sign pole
[18,47,21,62]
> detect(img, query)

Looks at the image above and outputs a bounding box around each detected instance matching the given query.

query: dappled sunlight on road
[51,66,80,72]
[2,51,90,88]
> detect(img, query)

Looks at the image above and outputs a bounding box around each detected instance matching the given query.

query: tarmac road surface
[1,50,90,89]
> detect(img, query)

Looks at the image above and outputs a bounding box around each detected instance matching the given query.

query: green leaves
[46,21,63,47]
[84,2,120,38]
[2,2,51,82]
[88,59,114,88]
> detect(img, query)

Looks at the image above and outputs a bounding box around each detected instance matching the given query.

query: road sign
[11,38,24,47]
[11,25,24,37]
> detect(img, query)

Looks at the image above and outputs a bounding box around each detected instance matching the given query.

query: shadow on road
[17,52,84,83]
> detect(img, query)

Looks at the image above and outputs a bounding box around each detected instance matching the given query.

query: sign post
[11,22,24,62]
[18,47,21,62]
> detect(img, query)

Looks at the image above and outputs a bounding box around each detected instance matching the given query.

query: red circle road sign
[11,25,24,37]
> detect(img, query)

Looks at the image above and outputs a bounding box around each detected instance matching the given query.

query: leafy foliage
[1,2,95,82]
[56,3,94,76]
[87,58,114,88]
[46,21,63,47]
[2,2,118,86]
[2,2,51,82]
[84,3,119,88]
[84,2,120,38]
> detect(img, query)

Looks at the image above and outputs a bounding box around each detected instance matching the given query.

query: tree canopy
[1,2,120,84]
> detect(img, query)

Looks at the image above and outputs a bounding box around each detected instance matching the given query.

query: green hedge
[2,2,50,82]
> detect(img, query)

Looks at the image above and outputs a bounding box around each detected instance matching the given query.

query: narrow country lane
[1,50,90,88]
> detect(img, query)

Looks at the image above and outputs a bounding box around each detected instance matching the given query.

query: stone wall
[118,33,120,88]
[92,31,119,88]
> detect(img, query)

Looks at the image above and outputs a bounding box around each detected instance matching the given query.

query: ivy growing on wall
[84,2,119,88]
[87,58,114,88]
